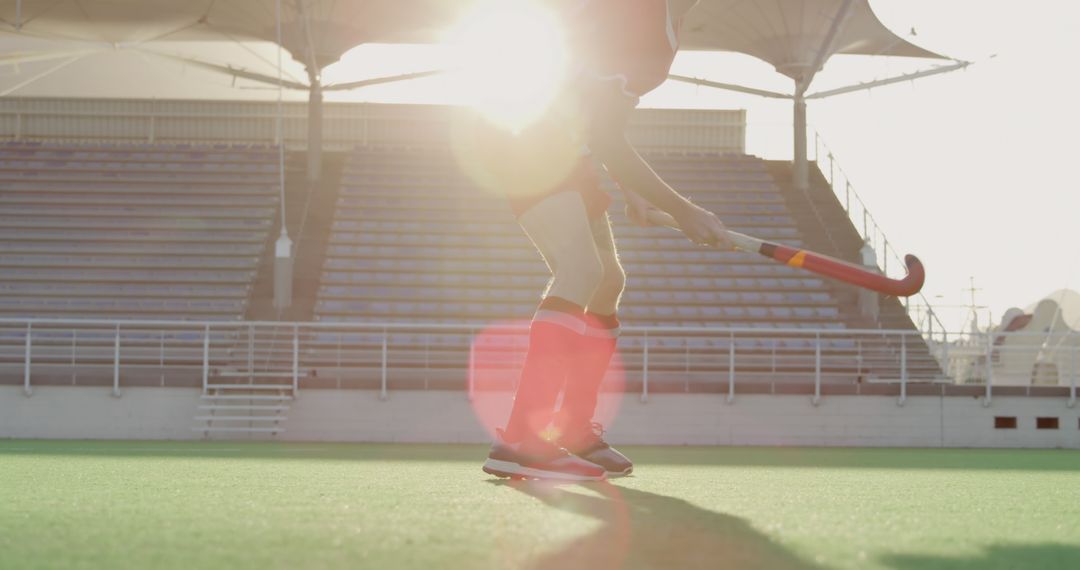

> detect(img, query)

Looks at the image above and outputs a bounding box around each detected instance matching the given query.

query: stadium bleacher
[303,147,941,388]
[0,142,941,390]
[316,148,843,329]
[0,142,279,321]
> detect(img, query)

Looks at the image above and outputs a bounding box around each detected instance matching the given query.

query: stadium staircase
[197,153,345,438]
[769,160,940,380]
[194,382,293,438]
[245,152,344,322]
[192,322,302,438]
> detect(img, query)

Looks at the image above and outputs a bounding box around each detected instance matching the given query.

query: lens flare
[450,108,584,200]
[467,320,627,440]
[445,0,569,133]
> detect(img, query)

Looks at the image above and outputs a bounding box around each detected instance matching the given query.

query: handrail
[0,316,955,337]
[813,132,947,343]
[6,315,1071,410]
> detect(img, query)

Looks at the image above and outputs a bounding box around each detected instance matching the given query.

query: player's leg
[504,191,604,442]
[484,191,607,481]
[559,211,623,428]
[556,211,634,476]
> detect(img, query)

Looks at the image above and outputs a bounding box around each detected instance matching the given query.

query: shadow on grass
[491,479,820,570]
[881,542,1080,570]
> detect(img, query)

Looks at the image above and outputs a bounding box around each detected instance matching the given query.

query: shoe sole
[606,467,633,478]
[482,459,606,482]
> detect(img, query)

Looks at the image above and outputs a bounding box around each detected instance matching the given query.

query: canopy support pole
[793,91,809,191]
[307,67,323,184]
[791,0,853,192]
[296,0,324,184]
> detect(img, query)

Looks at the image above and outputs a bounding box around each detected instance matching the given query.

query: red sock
[504,297,586,442]
[558,311,619,441]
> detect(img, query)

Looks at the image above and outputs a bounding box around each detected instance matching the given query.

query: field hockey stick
[644,210,925,297]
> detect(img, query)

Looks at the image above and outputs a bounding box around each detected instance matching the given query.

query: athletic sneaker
[559,422,633,477]
[482,429,606,481]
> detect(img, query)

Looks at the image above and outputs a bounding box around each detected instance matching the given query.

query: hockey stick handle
[644,210,925,297]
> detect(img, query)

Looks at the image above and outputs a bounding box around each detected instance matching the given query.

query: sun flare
[445,0,569,132]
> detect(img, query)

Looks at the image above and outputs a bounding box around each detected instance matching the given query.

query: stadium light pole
[306,67,323,184]
[297,0,324,184]
[273,0,293,312]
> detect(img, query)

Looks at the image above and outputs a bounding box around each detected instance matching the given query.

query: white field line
[0,446,336,454]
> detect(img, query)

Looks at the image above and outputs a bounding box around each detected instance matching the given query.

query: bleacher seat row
[0,142,279,321]
[0,142,939,385]
[314,148,846,329]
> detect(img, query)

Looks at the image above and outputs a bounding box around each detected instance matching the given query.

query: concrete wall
[2,386,1077,448]
[0,97,746,154]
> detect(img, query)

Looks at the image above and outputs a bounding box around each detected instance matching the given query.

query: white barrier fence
[1,318,1076,407]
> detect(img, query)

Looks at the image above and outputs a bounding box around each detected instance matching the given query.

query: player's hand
[624,193,656,227]
[673,203,730,248]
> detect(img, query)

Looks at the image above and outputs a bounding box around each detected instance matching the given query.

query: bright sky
[2,0,1077,332]
[329,0,1080,331]
[317,0,1080,332]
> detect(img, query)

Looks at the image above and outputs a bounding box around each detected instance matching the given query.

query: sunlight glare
[445,0,569,132]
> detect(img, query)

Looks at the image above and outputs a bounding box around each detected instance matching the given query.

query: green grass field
[1,441,1078,570]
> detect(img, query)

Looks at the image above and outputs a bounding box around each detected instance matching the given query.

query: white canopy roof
[1,0,943,72]
[685,0,943,80]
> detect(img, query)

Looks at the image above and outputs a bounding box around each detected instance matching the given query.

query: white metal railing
[813,133,947,344]
[2,318,1077,408]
